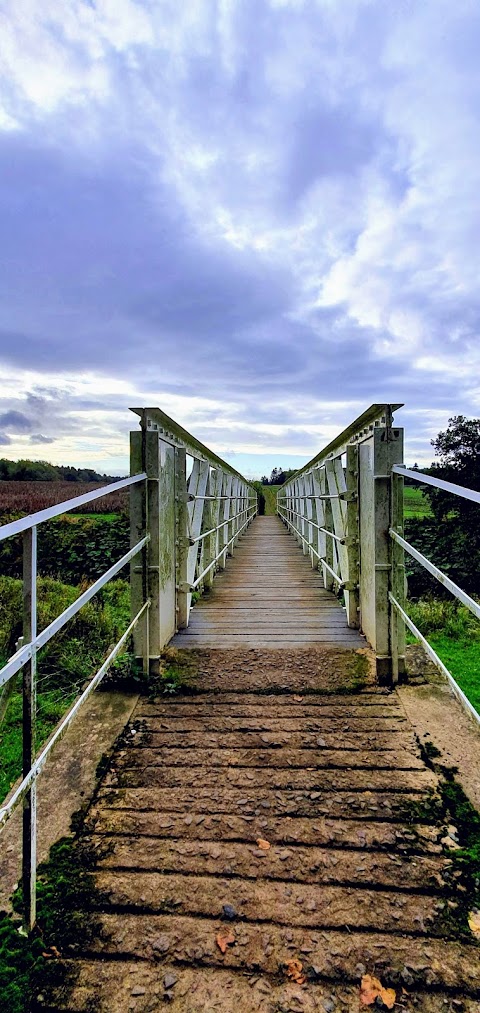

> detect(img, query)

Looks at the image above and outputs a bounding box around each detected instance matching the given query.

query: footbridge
[1,403,480,1011]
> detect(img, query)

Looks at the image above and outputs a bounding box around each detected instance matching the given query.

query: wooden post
[22,526,37,931]
[358,425,404,684]
[203,469,220,589]
[218,473,232,569]
[320,469,334,591]
[345,444,360,628]
[175,447,189,630]
[390,467,406,683]
[130,430,149,670]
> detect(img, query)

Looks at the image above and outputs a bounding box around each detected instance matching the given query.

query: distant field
[404,485,432,518]
[262,485,279,515]
[0,480,128,516]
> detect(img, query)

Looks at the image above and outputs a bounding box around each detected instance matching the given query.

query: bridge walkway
[171,515,364,649]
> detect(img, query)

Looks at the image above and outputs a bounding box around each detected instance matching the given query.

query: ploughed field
[0,480,128,516]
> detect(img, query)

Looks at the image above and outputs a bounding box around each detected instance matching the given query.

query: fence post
[22,526,37,931]
[390,467,406,683]
[130,431,149,672]
[175,447,189,630]
[358,424,404,684]
[345,444,360,628]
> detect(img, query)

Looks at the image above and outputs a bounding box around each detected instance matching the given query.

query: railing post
[345,444,360,628]
[175,447,189,630]
[203,469,220,590]
[130,431,149,672]
[358,424,404,684]
[22,526,37,931]
[390,466,406,683]
[218,474,232,569]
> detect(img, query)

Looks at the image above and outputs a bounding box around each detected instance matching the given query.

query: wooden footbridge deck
[2,404,480,1012]
[171,516,364,649]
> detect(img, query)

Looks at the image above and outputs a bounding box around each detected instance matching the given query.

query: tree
[405,415,480,597]
[425,415,480,521]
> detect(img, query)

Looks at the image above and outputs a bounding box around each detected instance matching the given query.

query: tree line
[0,458,121,483]
[261,467,297,485]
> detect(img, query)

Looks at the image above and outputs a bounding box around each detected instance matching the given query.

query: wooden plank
[171,515,364,649]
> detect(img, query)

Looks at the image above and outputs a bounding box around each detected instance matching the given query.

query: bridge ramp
[41,652,480,1012]
[171,515,364,648]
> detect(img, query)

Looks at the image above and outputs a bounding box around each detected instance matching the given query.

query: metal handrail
[0,473,146,541]
[0,536,149,689]
[392,465,480,505]
[389,470,480,724]
[0,470,150,931]
[0,599,150,831]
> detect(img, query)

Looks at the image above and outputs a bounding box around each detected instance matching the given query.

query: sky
[0,0,479,479]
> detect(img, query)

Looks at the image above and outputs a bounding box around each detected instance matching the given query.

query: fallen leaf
[469,910,480,938]
[293,696,303,703]
[360,974,396,1009]
[285,958,305,984]
[216,930,235,954]
[256,838,271,850]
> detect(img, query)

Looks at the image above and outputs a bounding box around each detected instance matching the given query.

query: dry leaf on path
[469,910,480,938]
[216,930,235,954]
[293,696,303,703]
[360,974,396,1009]
[256,838,271,850]
[285,958,305,984]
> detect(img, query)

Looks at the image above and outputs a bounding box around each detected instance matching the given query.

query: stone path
[41,649,480,1012]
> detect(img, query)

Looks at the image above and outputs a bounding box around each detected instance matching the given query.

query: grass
[0,577,132,806]
[262,485,281,515]
[404,485,432,518]
[0,837,100,1013]
[406,597,480,714]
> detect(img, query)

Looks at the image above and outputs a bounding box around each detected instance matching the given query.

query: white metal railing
[277,405,402,642]
[388,466,480,725]
[277,404,480,723]
[0,472,149,931]
[0,407,258,932]
[129,407,257,648]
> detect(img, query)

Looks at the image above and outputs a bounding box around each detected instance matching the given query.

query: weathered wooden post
[130,429,149,671]
[357,423,405,684]
[390,464,406,683]
[345,444,360,628]
[175,447,189,630]
[130,423,177,669]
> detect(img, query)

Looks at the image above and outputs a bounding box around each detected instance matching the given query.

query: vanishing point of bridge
[1,403,480,1011]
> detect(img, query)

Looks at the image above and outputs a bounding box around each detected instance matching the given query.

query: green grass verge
[406,597,480,715]
[427,635,480,715]
[0,690,77,802]
[404,485,432,518]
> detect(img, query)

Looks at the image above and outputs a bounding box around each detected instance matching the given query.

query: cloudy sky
[0,0,479,478]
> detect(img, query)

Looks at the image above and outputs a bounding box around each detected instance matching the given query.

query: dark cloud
[0,410,34,432]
